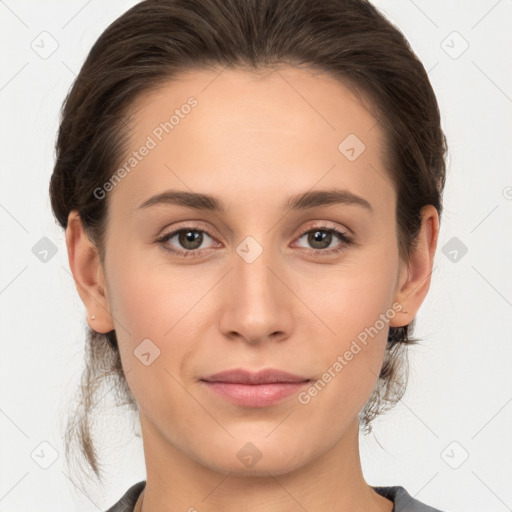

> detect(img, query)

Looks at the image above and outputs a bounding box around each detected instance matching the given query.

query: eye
[294,225,353,255]
[156,226,219,258]
[155,223,354,259]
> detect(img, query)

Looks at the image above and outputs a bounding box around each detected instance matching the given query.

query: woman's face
[82,66,436,476]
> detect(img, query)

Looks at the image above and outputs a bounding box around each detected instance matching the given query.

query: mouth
[200,368,311,407]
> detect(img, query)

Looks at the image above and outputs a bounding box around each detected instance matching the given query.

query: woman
[50,0,447,510]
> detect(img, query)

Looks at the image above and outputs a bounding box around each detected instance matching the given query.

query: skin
[66,66,439,512]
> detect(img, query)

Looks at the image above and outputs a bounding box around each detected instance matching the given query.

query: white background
[1,1,511,511]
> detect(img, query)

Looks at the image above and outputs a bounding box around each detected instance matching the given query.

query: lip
[202,368,309,384]
[200,368,311,407]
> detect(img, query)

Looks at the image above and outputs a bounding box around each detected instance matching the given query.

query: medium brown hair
[50,0,447,484]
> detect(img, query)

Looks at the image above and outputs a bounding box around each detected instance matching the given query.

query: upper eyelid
[159,220,348,236]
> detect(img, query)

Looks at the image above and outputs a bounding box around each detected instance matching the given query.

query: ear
[390,205,440,328]
[65,211,115,333]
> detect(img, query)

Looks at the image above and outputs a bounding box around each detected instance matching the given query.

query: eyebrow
[138,188,373,214]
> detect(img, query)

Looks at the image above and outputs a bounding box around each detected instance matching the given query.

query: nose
[218,240,294,346]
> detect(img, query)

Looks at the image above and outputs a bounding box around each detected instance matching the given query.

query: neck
[137,413,393,512]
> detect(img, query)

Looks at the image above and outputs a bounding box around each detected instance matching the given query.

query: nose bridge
[219,232,291,343]
[234,234,279,310]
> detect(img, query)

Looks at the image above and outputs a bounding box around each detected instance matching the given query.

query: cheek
[304,263,398,410]
[316,250,398,343]
[106,247,206,339]
[105,262,198,419]
[104,250,224,398]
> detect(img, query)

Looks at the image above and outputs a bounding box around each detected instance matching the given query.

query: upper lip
[201,368,310,384]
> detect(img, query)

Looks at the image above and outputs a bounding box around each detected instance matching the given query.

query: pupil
[180,230,202,249]
[310,230,330,249]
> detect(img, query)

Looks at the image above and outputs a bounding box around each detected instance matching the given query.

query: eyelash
[155,223,354,259]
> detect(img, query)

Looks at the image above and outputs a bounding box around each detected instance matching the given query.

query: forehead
[109,66,394,216]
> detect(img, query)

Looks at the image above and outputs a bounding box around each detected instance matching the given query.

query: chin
[195,436,314,477]
[205,456,307,478]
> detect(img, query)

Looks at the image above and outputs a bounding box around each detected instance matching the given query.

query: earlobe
[65,211,115,333]
[390,205,439,328]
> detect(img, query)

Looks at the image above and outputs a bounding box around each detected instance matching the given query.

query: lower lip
[201,381,310,407]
